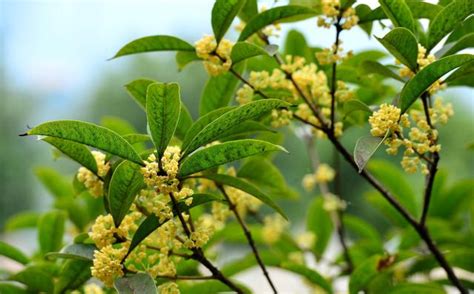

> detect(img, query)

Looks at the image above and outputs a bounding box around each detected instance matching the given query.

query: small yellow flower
[262,214,288,244]
[77,151,110,197]
[369,104,402,137]
[91,243,129,288]
[195,35,233,76]
[158,282,180,294]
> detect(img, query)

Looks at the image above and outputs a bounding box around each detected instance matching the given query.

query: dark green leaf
[197,173,287,219]
[355,4,373,36]
[124,79,156,110]
[0,283,28,294]
[176,51,200,71]
[359,1,442,23]
[179,139,287,177]
[42,137,98,173]
[183,99,289,156]
[123,134,151,145]
[38,210,66,254]
[115,273,157,294]
[400,54,474,112]
[55,259,92,294]
[112,35,194,59]
[46,243,96,261]
[231,42,269,65]
[146,82,181,158]
[343,99,372,119]
[349,255,383,294]
[360,60,405,82]
[109,161,144,227]
[26,120,143,165]
[445,61,474,87]
[343,214,382,243]
[238,0,258,22]
[0,241,29,265]
[427,0,474,51]
[376,28,418,71]
[379,0,416,32]
[182,107,234,151]
[10,264,55,293]
[175,104,194,141]
[440,33,474,57]
[281,262,333,293]
[354,132,389,173]
[446,15,474,44]
[212,0,246,43]
[239,5,317,41]
[307,197,333,258]
[387,283,445,294]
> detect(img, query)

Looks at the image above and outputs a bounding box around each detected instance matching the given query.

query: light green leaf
[179,139,287,177]
[10,265,55,293]
[42,137,98,173]
[176,51,200,71]
[356,4,374,36]
[281,262,333,293]
[4,212,40,231]
[115,273,157,294]
[212,0,246,43]
[124,79,156,110]
[112,35,194,59]
[400,54,474,112]
[35,167,74,199]
[238,0,258,22]
[238,5,317,41]
[307,197,333,258]
[387,283,445,294]
[231,42,269,65]
[183,99,289,156]
[199,64,243,116]
[0,241,29,265]
[54,259,92,294]
[427,0,474,51]
[354,132,389,173]
[445,60,474,88]
[197,173,287,219]
[440,33,474,57]
[349,255,383,294]
[343,214,382,243]
[26,120,143,165]
[343,99,372,119]
[376,28,418,71]
[123,133,151,145]
[146,82,181,158]
[38,210,66,255]
[379,0,415,32]
[108,161,144,227]
[182,107,234,150]
[0,283,28,294]
[360,60,405,82]
[101,116,136,135]
[46,243,96,261]
[284,29,311,59]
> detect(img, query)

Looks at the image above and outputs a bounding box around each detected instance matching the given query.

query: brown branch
[155,275,215,280]
[218,185,278,294]
[330,20,343,134]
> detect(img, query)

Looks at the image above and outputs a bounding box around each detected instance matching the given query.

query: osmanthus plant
[0,0,473,293]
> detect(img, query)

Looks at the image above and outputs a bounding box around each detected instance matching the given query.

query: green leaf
[281,262,333,293]
[197,173,287,219]
[430,179,474,218]
[108,161,144,227]
[376,28,418,71]
[54,259,92,294]
[400,54,474,113]
[182,107,234,150]
[10,265,55,293]
[179,280,251,294]
[183,99,288,156]
[446,15,474,44]
[124,79,156,110]
[387,283,445,294]
[427,0,474,51]
[176,51,200,71]
[42,137,98,174]
[343,99,372,119]
[115,273,157,294]
[212,0,246,43]
[219,121,275,141]
[238,5,317,41]
[0,283,28,294]
[179,139,287,177]
[360,60,405,82]
[112,35,194,59]
[379,0,416,32]
[4,212,40,231]
[445,61,474,87]
[35,167,74,199]
[343,215,382,243]
[221,250,283,276]
[175,104,194,141]
[354,132,388,173]
[238,0,258,22]
[146,82,181,158]
[123,134,151,145]
[46,243,96,261]
[0,241,29,265]
[349,255,384,294]
[231,42,269,65]
[38,210,66,254]
[355,4,373,36]
[359,1,442,23]
[307,197,333,258]
[284,29,312,60]
[199,64,243,116]
[440,33,474,57]
[26,120,143,165]
[101,116,136,135]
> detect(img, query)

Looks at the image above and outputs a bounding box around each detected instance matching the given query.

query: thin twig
[218,185,278,294]
[155,275,215,280]
[330,19,343,134]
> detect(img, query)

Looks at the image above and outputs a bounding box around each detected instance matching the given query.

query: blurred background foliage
[1,0,472,235]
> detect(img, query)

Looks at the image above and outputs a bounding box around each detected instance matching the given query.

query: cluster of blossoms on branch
[317,0,359,30]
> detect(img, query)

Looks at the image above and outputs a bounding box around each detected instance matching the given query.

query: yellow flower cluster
[77,151,110,197]
[262,213,288,244]
[302,163,336,191]
[323,193,347,212]
[369,104,409,137]
[236,84,254,105]
[91,243,129,288]
[71,283,104,294]
[195,35,233,76]
[271,109,293,128]
[296,231,316,249]
[158,282,180,294]
[90,213,140,249]
[315,44,352,65]
[317,0,358,30]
